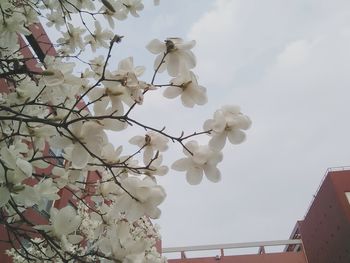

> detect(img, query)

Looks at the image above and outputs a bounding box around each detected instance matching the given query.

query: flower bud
[102,0,116,12]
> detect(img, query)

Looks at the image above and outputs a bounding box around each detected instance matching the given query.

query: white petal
[0,186,10,207]
[93,97,109,115]
[184,140,198,156]
[147,206,161,219]
[222,105,241,114]
[71,144,89,169]
[239,115,252,130]
[154,54,167,72]
[135,66,145,76]
[67,234,83,244]
[203,119,214,132]
[163,86,182,99]
[209,133,227,151]
[210,151,223,165]
[181,93,195,108]
[204,165,221,183]
[171,158,191,171]
[167,53,180,77]
[176,40,196,50]
[179,50,196,69]
[186,166,203,185]
[146,39,165,54]
[129,135,144,146]
[118,57,133,71]
[0,147,16,168]
[193,86,207,105]
[103,118,127,131]
[228,130,246,144]
[192,147,210,165]
[54,206,81,236]
[213,111,226,132]
[16,159,32,177]
[143,147,154,164]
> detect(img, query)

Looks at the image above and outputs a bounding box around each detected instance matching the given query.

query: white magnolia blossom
[114,56,146,104]
[143,155,169,177]
[51,121,108,169]
[35,206,82,243]
[57,23,86,52]
[40,56,81,105]
[0,1,251,262]
[204,105,252,150]
[121,0,145,17]
[0,12,31,49]
[85,21,114,51]
[172,140,223,185]
[114,177,166,221]
[129,131,169,164]
[164,70,207,107]
[147,37,196,76]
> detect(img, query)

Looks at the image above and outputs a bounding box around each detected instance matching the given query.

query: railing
[162,239,303,259]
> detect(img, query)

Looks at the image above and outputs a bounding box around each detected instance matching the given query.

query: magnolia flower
[9,77,41,102]
[98,221,148,262]
[164,71,207,107]
[35,206,82,243]
[84,21,114,51]
[142,155,169,177]
[114,177,166,221]
[116,57,145,78]
[57,23,86,53]
[129,131,169,164]
[115,57,146,105]
[100,0,128,28]
[121,0,144,17]
[0,144,32,185]
[51,121,108,169]
[0,12,31,49]
[46,11,65,30]
[66,0,95,11]
[88,81,124,114]
[172,140,223,185]
[53,167,87,189]
[101,143,123,164]
[16,179,60,209]
[89,55,105,78]
[146,38,196,76]
[40,56,81,104]
[204,105,252,150]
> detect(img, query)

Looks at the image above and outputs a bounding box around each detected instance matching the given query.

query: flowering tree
[0,0,251,262]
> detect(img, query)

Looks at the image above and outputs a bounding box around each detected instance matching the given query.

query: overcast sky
[116,0,350,253]
[43,0,350,256]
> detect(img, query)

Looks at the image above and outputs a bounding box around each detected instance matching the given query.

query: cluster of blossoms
[0,0,250,262]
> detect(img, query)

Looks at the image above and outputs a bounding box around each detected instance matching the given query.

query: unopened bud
[102,0,116,12]
[145,134,151,145]
[111,34,124,44]
[165,39,175,52]
[12,184,25,193]
[41,70,55,76]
